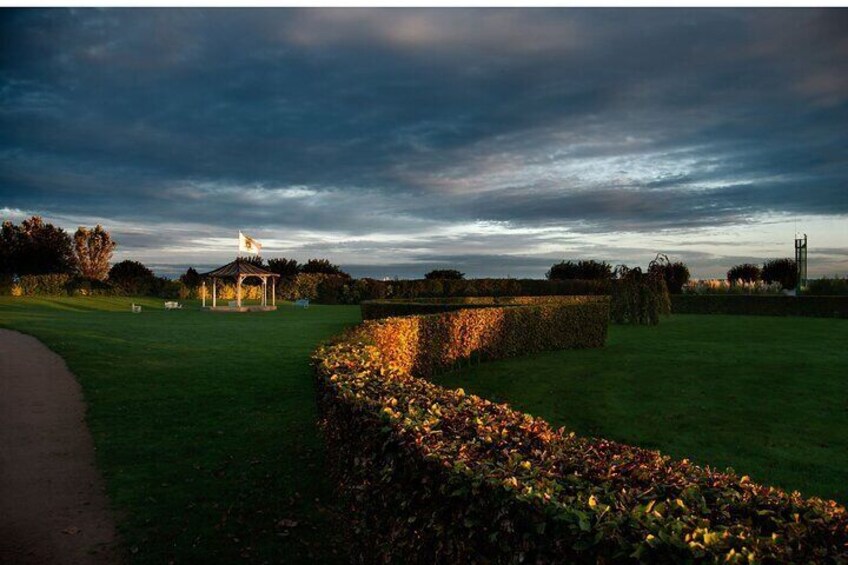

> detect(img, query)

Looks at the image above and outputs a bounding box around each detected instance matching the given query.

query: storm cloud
[1,8,847,277]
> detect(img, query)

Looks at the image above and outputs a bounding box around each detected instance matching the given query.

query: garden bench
[294,299,310,309]
[164,301,182,310]
[131,304,142,313]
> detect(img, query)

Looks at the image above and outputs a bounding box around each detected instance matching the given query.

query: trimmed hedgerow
[360,295,603,321]
[671,295,848,319]
[313,303,848,563]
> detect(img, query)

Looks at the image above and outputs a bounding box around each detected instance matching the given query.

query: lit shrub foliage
[762,258,798,290]
[314,304,848,563]
[727,263,762,284]
[16,273,73,296]
[610,265,671,325]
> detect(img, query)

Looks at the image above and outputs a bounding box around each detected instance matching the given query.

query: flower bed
[313,300,847,562]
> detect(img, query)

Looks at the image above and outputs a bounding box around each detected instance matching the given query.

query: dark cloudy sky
[2,8,847,278]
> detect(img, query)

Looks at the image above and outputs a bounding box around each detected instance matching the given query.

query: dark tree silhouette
[424,269,465,280]
[546,260,612,280]
[179,267,201,288]
[1,216,75,276]
[727,263,761,284]
[301,258,349,278]
[647,254,690,294]
[762,258,798,290]
[267,258,300,278]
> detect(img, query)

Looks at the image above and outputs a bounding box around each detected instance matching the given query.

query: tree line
[1,216,116,280]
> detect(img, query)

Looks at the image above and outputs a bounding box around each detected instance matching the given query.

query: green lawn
[2,302,846,564]
[0,297,360,564]
[434,314,848,503]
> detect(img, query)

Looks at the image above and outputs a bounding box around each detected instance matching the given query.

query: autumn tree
[73,225,116,281]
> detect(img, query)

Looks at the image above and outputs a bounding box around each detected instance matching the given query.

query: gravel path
[0,329,119,564]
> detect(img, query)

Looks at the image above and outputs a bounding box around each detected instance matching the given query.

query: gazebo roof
[200,258,280,278]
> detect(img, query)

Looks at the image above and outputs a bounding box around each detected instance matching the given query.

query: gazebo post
[237,275,242,308]
[272,277,275,306]
[202,280,206,308]
[212,277,217,308]
[263,278,267,307]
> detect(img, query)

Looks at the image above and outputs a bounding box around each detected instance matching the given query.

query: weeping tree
[73,225,116,281]
[610,259,671,325]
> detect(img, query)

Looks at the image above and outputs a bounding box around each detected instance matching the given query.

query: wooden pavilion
[200,258,279,312]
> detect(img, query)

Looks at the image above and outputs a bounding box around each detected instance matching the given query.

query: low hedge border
[313,300,847,563]
[672,295,848,318]
[360,295,602,320]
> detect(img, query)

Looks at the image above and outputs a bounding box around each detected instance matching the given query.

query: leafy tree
[267,258,300,278]
[727,263,761,284]
[424,269,465,280]
[179,267,201,288]
[301,258,349,278]
[647,254,690,294]
[73,225,116,281]
[240,255,266,268]
[762,258,798,290]
[0,216,75,276]
[109,260,156,295]
[546,260,612,280]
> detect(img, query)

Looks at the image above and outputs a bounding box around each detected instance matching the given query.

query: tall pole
[202,280,206,308]
[212,278,217,308]
[237,275,242,308]
[272,278,276,307]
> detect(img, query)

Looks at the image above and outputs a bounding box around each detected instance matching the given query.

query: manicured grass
[434,314,848,503]
[0,297,360,564]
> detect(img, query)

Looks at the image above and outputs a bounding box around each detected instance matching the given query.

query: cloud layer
[2,9,847,277]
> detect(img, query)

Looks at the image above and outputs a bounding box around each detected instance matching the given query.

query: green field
[0,297,360,564]
[2,300,846,564]
[435,314,848,503]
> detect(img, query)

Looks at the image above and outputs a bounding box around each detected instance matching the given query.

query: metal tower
[794,233,808,291]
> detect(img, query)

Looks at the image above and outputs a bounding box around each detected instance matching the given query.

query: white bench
[294,299,310,309]
[131,304,142,313]
[164,301,182,310]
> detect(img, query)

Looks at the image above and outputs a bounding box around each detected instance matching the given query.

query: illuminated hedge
[360,295,602,320]
[313,301,847,563]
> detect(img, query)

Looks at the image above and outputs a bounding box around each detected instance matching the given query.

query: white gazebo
[200,258,279,312]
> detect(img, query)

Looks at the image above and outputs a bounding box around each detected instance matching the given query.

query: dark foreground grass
[435,314,848,504]
[0,297,360,564]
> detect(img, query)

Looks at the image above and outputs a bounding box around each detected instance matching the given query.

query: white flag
[239,231,262,255]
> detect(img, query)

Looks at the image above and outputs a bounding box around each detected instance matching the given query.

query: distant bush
[547,260,612,280]
[108,260,157,295]
[762,258,798,290]
[806,276,848,296]
[647,254,690,294]
[424,269,465,280]
[727,263,761,284]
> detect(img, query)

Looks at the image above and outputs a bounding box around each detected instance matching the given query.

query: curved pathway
[0,329,119,564]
